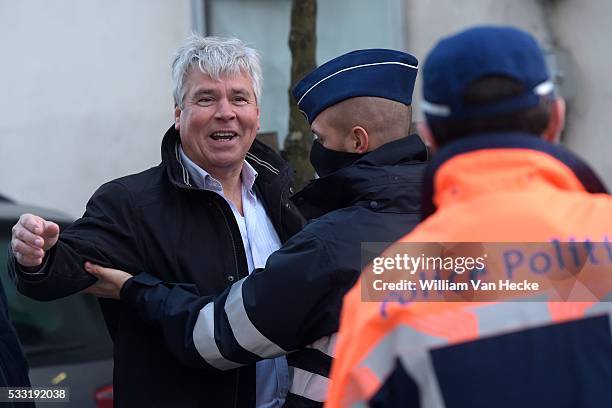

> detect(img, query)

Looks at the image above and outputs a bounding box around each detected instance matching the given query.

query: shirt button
[227,276,235,282]
[289,187,295,194]
[370,201,379,209]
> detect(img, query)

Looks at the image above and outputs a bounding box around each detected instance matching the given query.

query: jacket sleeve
[120,230,352,371]
[8,181,145,301]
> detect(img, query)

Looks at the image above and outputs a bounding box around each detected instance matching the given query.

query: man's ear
[174,105,182,130]
[350,126,369,154]
[418,122,438,153]
[541,98,566,144]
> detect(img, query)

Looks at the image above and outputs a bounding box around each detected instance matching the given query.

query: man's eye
[232,96,249,105]
[196,97,214,106]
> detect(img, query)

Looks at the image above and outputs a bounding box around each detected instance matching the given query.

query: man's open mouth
[211,131,238,141]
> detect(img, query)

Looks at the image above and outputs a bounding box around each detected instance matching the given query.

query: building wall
[0,0,191,217]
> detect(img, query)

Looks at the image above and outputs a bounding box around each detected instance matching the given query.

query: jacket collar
[421,132,608,219]
[292,134,428,218]
[160,125,289,189]
[352,133,429,167]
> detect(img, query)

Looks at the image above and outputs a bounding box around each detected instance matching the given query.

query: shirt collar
[178,145,258,193]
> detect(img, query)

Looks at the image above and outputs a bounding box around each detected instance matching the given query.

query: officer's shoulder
[301,207,367,238]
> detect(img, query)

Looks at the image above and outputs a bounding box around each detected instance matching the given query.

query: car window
[0,239,113,367]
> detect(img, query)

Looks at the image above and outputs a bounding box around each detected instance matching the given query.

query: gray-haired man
[9,35,304,407]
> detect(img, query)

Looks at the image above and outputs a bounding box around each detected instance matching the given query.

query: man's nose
[214,98,236,120]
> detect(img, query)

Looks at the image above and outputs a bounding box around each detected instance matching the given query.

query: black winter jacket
[115,135,428,407]
[8,126,304,408]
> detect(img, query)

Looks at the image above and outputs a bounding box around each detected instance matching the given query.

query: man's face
[175,69,260,175]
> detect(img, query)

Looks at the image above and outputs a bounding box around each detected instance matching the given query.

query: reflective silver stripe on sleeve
[193,302,244,370]
[225,277,289,358]
[290,367,330,403]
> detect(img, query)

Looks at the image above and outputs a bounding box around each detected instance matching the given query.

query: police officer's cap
[422,26,554,122]
[292,49,418,124]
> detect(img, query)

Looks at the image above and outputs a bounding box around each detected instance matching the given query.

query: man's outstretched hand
[83,262,133,299]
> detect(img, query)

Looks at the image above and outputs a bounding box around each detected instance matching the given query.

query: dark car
[0,195,113,408]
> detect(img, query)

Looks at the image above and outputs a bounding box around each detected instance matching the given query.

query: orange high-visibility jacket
[326,134,612,408]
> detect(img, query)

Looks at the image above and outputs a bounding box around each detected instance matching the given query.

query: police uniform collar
[292,135,427,218]
[353,134,428,167]
[420,132,609,219]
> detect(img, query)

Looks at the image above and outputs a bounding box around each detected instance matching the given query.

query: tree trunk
[284,0,317,190]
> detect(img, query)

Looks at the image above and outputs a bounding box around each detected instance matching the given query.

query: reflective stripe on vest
[342,301,612,407]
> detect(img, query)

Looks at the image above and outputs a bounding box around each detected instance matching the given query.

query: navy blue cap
[292,49,418,123]
[422,26,554,122]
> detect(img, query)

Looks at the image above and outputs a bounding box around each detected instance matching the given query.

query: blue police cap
[292,49,418,124]
[422,26,554,122]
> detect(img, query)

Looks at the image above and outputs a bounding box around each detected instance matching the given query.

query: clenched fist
[11,213,60,269]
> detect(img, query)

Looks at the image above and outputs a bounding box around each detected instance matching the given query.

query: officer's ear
[541,98,566,144]
[418,122,438,153]
[350,126,369,154]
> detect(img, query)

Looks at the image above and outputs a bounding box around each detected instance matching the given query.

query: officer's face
[310,108,355,153]
[174,68,260,177]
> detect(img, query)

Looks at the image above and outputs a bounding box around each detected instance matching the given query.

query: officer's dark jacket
[8,126,304,408]
[117,135,428,407]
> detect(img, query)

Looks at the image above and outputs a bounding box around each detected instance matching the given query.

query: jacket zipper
[214,199,241,282]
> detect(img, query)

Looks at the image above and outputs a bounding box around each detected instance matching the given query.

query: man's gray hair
[172,35,262,108]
